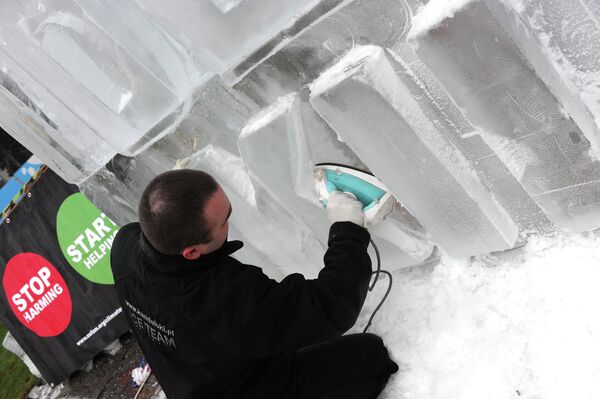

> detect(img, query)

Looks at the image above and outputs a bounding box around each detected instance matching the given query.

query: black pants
[228,333,398,399]
[290,333,399,399]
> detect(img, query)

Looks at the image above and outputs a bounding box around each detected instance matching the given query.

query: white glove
[327,191,364,227]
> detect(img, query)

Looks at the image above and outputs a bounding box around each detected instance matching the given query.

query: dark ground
[30,333,164,399]
[0,128,31,182]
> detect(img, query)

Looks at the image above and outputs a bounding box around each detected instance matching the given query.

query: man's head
[138,169,232,259]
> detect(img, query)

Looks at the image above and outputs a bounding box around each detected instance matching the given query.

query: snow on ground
[351,231,600,399]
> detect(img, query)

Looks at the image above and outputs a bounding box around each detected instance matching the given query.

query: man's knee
[348,333,398,375]
[291,334,398,398]
[343,334,398,398]
[353,334,388,356]
[359,333,384,348]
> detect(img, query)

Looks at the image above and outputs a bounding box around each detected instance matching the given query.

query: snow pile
[353,231,600,398]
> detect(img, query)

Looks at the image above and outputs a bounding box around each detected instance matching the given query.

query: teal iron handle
[324,170,385,211]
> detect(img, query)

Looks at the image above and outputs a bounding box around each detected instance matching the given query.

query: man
[110,169,398,398]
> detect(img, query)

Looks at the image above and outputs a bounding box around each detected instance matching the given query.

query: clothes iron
[314,163,395,226]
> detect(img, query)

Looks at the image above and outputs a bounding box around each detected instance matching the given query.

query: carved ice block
[133,0,332,75]
[239,93,433,267]
[411,0,600,231]
[0,0,204,183]
[488,0,600,156]
[188,145,323,277]
[79,75,258,223]
[310,45,519,257]
[0,49,114,183]
[239,94,327,228]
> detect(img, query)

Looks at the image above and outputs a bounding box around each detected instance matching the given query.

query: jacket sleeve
[239,221,372,358]
[110,222,140,282]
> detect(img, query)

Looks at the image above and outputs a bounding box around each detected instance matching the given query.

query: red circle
[2,253,72,337]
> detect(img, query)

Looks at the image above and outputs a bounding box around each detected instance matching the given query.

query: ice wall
[0,0,205,182]
[310,45,518,257]
[3,0,600,274]
[490,0,600,156]
[410,0,600,232]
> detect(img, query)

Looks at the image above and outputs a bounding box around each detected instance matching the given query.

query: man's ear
[182,244,206,260]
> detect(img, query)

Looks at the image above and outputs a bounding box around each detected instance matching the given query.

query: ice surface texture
[3,0,600,269]
[411,0,600,232]
[491,0,600,157]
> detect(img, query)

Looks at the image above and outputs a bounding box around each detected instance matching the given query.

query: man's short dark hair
[138,169,219,255]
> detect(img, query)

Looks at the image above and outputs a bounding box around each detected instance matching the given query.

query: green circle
[56,193,119,284]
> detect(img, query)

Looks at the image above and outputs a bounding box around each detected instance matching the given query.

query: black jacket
[110,221,372,398]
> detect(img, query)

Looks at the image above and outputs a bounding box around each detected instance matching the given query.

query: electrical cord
[363,239,393,333]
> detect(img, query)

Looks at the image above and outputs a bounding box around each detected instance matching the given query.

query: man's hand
[327,191,364,227]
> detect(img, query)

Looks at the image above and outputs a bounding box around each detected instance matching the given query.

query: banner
[0,168,129,383]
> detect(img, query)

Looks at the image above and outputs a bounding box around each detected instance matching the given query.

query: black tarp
[0,168,129,384]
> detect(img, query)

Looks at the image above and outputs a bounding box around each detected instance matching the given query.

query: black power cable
[363,239,393,333]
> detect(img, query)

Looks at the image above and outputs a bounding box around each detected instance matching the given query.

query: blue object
[324,169,386,211]
[0,157,43,223]
[0,178,24,209]
[13,161,42,185]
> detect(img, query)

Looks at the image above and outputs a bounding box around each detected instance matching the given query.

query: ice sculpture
[79,75,257,222]
[0,0,204,182]
[488,0,600,156]
[410,0,600,232]
[310,45,518,257]
[231,0,551,233]
[232,0,420,107]
[0,46,116,182]
[239,93,433,267]
[134,0,342,78]
[2,0,600,270]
